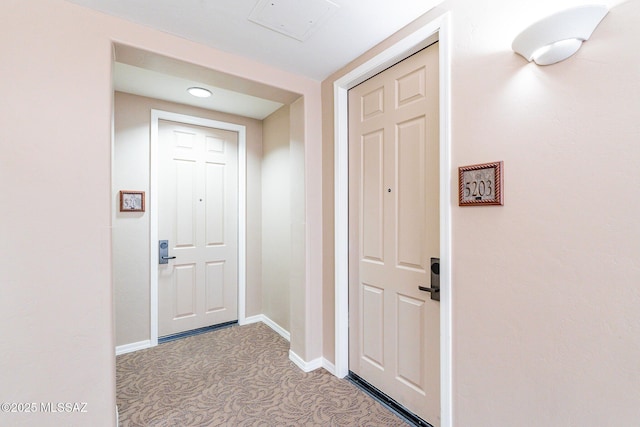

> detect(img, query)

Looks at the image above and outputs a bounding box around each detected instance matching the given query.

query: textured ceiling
[67,0,443,81]
[68,0,442,116]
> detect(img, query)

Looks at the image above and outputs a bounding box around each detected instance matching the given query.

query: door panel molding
[333,12,452,427]
[150,109,247,347]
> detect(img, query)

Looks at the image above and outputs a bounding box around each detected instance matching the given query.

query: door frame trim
[333,12,452,426]
[149,110,247,346]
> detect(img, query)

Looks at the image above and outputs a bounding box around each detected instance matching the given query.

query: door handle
[419,257,440,301]
[159,240,176,264]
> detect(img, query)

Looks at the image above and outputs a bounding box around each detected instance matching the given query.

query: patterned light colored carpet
[116,322,408,426]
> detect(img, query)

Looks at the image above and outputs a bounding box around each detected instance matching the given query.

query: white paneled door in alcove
[158,120,238,337]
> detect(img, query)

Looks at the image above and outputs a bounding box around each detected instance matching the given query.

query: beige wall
[113,92,264,346]
[261,105,291,331]
[322,0,639,425]
[1,0,322,425]
[289,97,317,360]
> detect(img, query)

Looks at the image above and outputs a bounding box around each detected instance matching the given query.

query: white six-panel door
[158,120,238,337]
[348,43,440,425]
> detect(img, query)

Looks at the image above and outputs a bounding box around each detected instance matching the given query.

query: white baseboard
[245,317,323,373]
[240,314,262,326]
[114,318,327,376]
[289,350,323,373]
[322,358,337,375]
[115,315,292,357]
[115,340,151,356]
[243,314,291,341]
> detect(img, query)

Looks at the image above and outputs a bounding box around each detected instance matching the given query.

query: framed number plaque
[458,161,503,206]
[119,190,145,212]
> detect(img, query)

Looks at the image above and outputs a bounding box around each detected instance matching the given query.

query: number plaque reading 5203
[458,161,503,206]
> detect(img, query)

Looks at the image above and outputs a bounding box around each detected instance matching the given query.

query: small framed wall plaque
[119,190,145,212]
[458,161,503,206]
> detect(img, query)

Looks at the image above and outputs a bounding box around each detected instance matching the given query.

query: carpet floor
[116,322,408,426]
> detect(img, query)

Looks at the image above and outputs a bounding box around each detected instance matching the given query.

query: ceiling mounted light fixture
[187,87,212,98]
[512,5,608,65]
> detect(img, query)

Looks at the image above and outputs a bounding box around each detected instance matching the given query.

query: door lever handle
[159,240,175,264]
[418,285,439,293]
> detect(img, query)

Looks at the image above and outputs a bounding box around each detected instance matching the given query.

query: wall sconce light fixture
[512,5,608,65]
